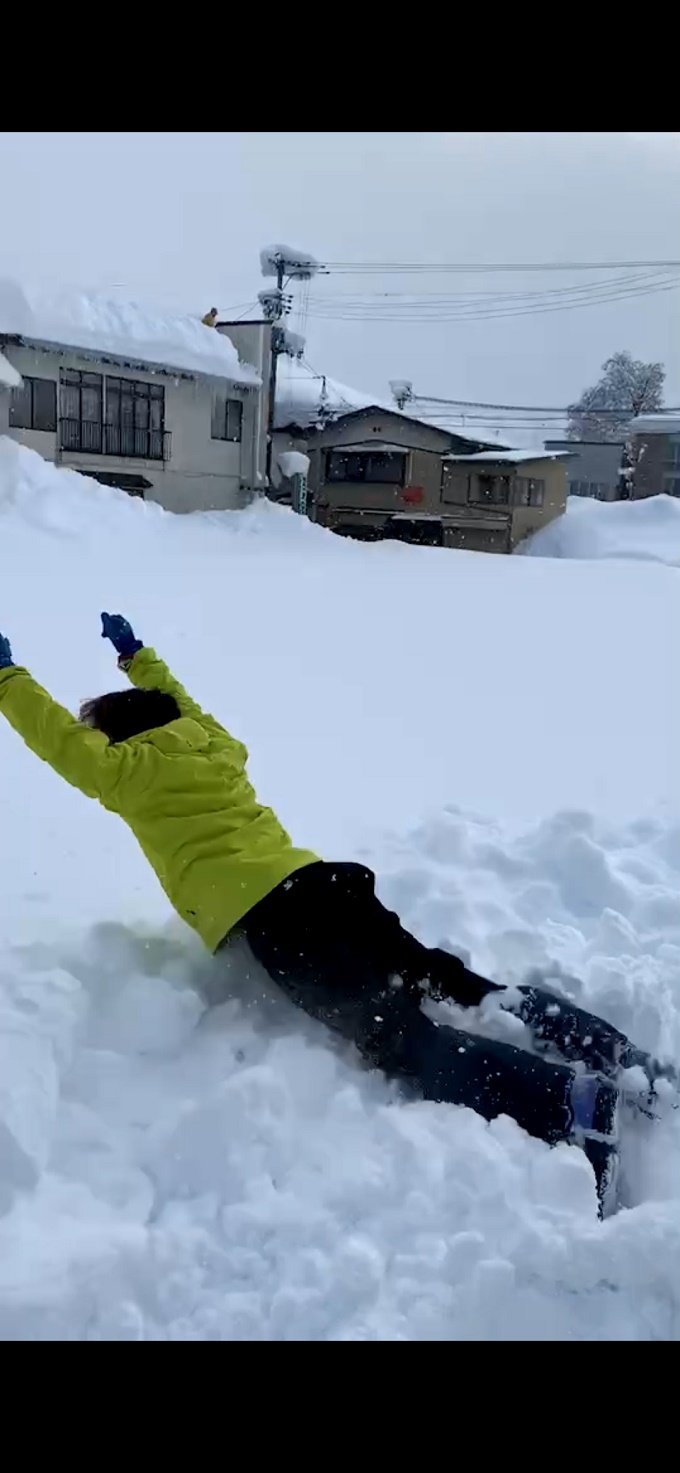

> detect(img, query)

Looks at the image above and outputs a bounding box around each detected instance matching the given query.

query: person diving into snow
[0,614,672,1214]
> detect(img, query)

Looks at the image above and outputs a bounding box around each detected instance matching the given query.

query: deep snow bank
[0,440,679,1340]
[523,493,680,567]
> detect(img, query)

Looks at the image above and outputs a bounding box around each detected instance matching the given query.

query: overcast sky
[1,132,678,420]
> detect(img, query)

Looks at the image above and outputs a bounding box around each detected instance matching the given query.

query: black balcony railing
[59,420,170,462]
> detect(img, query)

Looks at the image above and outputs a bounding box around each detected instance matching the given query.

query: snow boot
[568,1072,620,1218]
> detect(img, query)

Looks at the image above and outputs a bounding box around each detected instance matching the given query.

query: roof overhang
[0,332,255,388]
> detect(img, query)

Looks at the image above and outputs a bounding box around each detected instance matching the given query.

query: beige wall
[216,321,272,491]
[2,341,262,513]
[508,459,567,546]
[442,457,567,547]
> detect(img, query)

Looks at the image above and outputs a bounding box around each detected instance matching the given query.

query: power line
[324,259,680,274]
[306,276,680,324]
[312,270,666,304]
[412,393,680,414]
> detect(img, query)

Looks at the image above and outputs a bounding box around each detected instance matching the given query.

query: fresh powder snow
[0,279,260,386]
[523,491,680,568]
[0,437,679,1340]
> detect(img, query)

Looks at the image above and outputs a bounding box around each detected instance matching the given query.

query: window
[60,369,103,452]
[469,474,511,506]
[59,371,165,459]
[211,396,243,442]
[325,450,407,485]
[665,435,680,470]
[513,476,545,507]
[105,377,165,459]
[9,376,57,431]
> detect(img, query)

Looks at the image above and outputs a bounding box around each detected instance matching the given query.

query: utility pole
[264,255,285,484]
[259,244,321,488]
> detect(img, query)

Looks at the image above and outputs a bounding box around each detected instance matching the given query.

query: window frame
[59,369,165,460]
[469,473,511,507]
[513,475,545,507]
[104,374,165,459]
[59,368,104,452]
[9,375,57,432]
[325,449,407,485]
[211,395,244,443]
[665,435,680,470]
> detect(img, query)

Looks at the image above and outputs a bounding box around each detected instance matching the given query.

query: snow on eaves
[629,413,680,436]
[444,447,570,463]
[0,279,260,387]
[0,349,22,388]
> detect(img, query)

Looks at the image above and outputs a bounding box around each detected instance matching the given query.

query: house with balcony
[0,284,263,512]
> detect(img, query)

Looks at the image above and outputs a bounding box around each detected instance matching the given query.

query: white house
[0,282,264,513]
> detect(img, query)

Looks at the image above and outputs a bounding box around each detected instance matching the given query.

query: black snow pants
[238,862,636,1150]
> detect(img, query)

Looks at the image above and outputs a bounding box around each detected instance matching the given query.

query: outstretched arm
[101,613,236,749]
[0,631,121,800]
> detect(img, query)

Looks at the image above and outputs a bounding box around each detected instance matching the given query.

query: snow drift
[523,492,680,567]
[0,439,679,1340]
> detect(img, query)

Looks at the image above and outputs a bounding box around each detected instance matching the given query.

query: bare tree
[567,351,665,441]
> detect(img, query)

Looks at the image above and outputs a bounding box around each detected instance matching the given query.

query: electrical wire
[412,394,680,414]
[323,258,680,274]
[311,270,666,305]
[305,276,680,324]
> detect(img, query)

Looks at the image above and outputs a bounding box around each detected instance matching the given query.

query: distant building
[627,414,680,500]
[0,287,265,513]
[544,439,624,501]
[276,399,568,554]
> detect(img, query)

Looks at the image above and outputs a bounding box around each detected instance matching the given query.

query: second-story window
[105,377,165,459]
[513,476,545,507]
[9,375,57,432]
[59,371,165,459]
[211,397,243,442]
[59,370,103,452]
[326,450,407,484]
[469,474,511,506]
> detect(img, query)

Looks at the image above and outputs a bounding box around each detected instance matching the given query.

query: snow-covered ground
[523,491,680,567]
[0,440,679,1340]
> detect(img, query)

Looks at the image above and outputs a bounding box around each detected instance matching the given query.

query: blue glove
[0,632,14,670]
[100,612,143,659]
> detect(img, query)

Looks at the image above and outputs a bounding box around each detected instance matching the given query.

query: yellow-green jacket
[0,649,319,949]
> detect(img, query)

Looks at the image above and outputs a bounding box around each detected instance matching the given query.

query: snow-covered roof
[275,360,509,449]
[0,279,261,386]
[444,447,569,464]
[275,359,379,429]
[630,413,680,436]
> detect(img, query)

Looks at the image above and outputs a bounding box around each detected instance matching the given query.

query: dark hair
[79,688,181,744]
